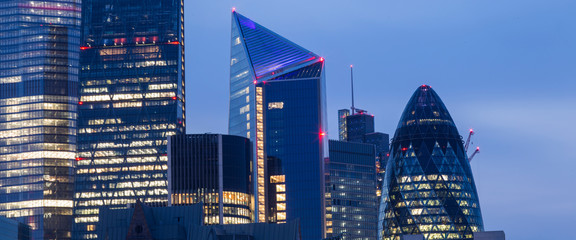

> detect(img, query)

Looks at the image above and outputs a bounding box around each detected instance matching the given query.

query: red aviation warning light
[171,96,178,100]
[320,57,325,62]
[78,101,83,105]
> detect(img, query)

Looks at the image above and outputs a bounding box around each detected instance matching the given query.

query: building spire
[350,65,355,114]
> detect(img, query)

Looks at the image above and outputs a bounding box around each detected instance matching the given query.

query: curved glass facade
[168,134,252,225]
[378,85,483,240]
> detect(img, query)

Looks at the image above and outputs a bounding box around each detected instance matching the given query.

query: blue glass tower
[327,140,378,240]
[229,11,328,240]
[0,1,81,239]
[74,0,185,239]
[378,85,484,240]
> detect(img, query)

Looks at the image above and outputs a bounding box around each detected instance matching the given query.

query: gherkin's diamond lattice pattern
[378,86,484,240]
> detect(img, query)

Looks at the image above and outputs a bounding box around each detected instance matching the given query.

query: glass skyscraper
[0,1,81,239]
[338,109,350,141]
[73,0,185,239]
[229,11,328,240]
[378,85,484,240]
[327,140,378,240]
[168,134,252,225]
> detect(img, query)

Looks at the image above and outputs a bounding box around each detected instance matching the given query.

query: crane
[468,147,480,162]
[464,129,474,153]
[464,128,480,162]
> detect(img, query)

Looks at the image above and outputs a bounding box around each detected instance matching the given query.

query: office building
[345,113,375,143]
[338,109,350,141]
[327,140,378,240]
[0,215,31,240]
[0,1,81,239]
[336,110,389,198]
[167,134,252,225]
[378,85,484,240]
[74,0,185,239]
[97,200,301,240]
[229,11,328,240]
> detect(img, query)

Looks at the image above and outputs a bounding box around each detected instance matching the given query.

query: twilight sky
[184,1,576,239]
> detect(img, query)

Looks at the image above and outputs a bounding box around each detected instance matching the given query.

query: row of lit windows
[76,156,167,165]
[76,164,167,174]
[0,15,80,27]
[0,182,42,194]
[80,92,175,102]
[82,76,175,86]
[98,46,161,56]
[76,148,159,158]
[0,102,75,114]
[203,216,251,225]
[398,174,465,183]
[75,196,167,210]
[222,206,251,218]
[78,140,167,150]
[81,84,176,95]
[82,124,175,132]
[0,118,75,130]
[80,100,177,109]
[76,187,166,200]
[83,60,176,70]
[0,199,72,211]
[0,142,75,154]
[84,173,164,183]
[78,132,174,143]
[0,95,77,106]
[0,206,72,220]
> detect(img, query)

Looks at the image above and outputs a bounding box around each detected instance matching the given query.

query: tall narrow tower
[74,0,185,239]
[229,11,328,240]
[0,1,81,239]
[379,85,484,240]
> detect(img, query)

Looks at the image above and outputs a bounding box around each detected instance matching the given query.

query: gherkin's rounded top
[393,85,460,144]
[397,85,455,129]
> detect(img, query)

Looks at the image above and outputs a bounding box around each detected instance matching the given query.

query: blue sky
[184,1,576,239]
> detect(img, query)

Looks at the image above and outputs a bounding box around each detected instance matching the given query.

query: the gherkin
[378,85,484,240]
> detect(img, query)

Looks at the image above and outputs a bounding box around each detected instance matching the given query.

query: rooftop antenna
[350,65,355,114]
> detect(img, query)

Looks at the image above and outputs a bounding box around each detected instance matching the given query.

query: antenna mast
[350,65,355,113]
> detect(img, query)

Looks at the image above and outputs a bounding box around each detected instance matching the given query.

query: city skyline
[185,2,576,240]
[0,1,572,240]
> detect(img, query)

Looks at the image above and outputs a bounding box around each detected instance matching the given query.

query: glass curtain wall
[0,1,81,239]
[73,0,185,239]
[378,86,484,240]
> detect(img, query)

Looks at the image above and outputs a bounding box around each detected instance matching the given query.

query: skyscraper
[345,113,375,142]
[337,109,389,198]
[229,11,328,240]
[0,1,81,239]
[168,134,252,225]
[378,85,484,240]
[327,140,378,240]
[338,109,350,141]
[74,0,185,239]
